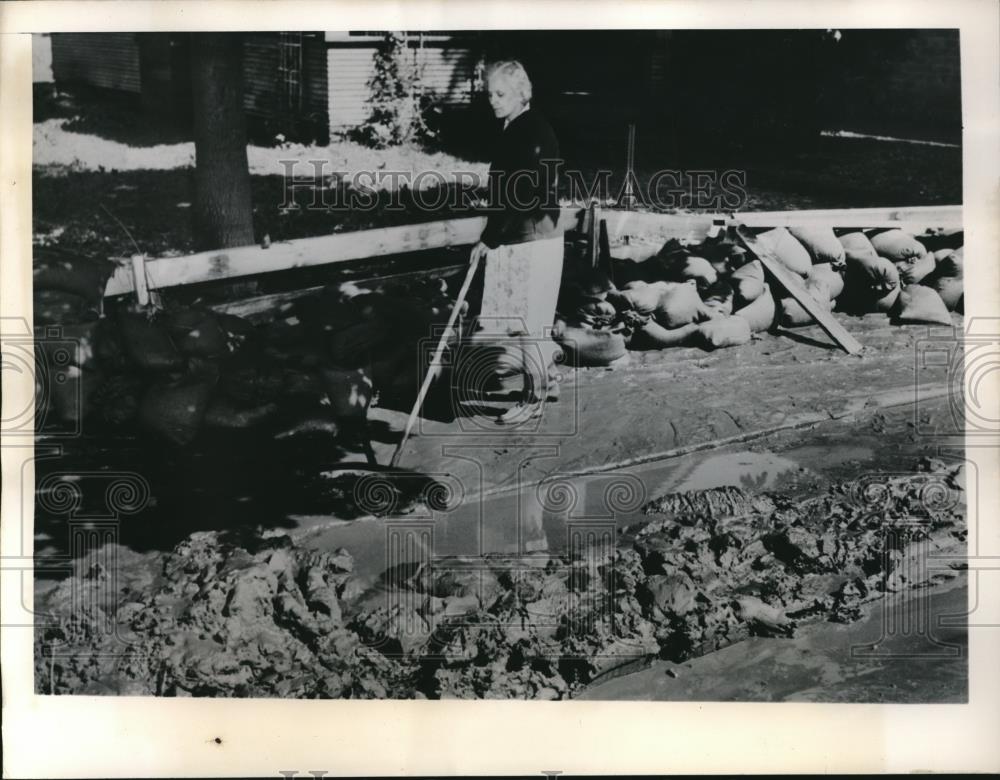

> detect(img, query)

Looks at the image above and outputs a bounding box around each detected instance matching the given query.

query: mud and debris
[36,459,965,699]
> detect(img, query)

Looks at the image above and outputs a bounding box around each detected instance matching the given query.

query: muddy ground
[34,386,966,700]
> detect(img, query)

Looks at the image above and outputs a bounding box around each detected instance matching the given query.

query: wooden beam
[732,205,962,229]
[600,205,962,245]
[104,217,491,297]
[210,262,468,322]
[735,225,864,356]
[102,204,961,299]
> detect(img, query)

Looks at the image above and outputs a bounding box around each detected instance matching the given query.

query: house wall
[242,33,328,131]
[50,33,142,93]
[326,36,477,131]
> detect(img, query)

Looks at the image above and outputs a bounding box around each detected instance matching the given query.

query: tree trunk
[190,33,254,250]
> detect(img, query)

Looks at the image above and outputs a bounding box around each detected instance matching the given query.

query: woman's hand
[469,241,490,265]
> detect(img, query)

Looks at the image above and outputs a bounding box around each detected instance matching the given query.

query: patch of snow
[33,118,489,189]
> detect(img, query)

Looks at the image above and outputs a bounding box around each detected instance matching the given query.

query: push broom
[389,253,482,468]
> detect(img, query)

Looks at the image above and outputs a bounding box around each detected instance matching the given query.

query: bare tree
[190,33,254,249]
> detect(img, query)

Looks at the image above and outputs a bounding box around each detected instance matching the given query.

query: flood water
[34,395,957,584]
[295,399,944,579]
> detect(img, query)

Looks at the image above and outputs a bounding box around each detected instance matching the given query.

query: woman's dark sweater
[480,108,562,249]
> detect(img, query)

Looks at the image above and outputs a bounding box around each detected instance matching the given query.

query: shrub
[353,32,439,149]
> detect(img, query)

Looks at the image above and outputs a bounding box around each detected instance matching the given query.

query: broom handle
[389,253,482,468]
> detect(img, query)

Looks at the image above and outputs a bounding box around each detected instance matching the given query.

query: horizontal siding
[50,33,141,93]
[242,33,328,125]
[328,44,474,129]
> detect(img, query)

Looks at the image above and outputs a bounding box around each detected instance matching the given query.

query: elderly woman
[467,60,564,425]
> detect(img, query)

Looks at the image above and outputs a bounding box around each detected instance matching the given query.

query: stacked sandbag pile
[33,256,468,449]
[840,228,963,324]
[557,222,963,366]
[32,247,116,427]
[35,297,261,444]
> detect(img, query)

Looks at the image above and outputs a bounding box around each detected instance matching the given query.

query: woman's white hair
[486,60,533,105]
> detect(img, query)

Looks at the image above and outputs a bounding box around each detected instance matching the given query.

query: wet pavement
[294,394,963,580]
[579,575,968,702]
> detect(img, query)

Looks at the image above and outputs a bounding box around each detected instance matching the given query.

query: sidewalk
[372,312,963,498]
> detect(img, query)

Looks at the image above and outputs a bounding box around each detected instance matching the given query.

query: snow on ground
[33,117,489,187]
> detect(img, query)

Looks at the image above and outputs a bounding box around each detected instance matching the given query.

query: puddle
[295,443,883,579]
[670,451,810,493]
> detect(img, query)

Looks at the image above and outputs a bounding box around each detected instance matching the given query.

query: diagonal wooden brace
[734,223,864,355]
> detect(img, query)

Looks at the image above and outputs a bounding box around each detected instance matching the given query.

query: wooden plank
[104,218,489,297]
[587,203,600,269]
[211,286,323,322]
[210,262,468,322]
[734,225,864,356]
[103,204,959,300]
[733,205,962,229]
[600,205,962,245]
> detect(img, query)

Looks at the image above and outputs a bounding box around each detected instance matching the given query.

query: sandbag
[839,231,879,260]
[701,280,735,319]
[730,259,765,306]
[281,368,325,399]
[553,323,628,367]
[654,281,707,328]
[219,365,286,405]
[916,229,963,253]
[94,374,142,427]
[204,400,279,429]
[117,310,184,373]
[93,317,129,372]
[926,274,964,312]
[295,292,362,333]
[47,364,104,426]
[788,226,846,268]
[874,286,902,314]
[923,248,964,311]
[33,248,114,303]
[870,229,927,264]
[806,263,845,301]
[326,319,394,367]
[893,285,952,326]
[733,283,777,333]
[669,255,717,289]
[629,319,699,350]
[934,247,964,277]
[577,299,617,319]
[845,251,899,306]
[619,280,669,315]
[696,315,752,350]
[33,289,100,325]
[894,251,935,285]
[604,289,631,313]
[779,282,833,328]
[757,227,812,277]
[137,377,216,446]
[165,308,229,358]
[320,368,373,419]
